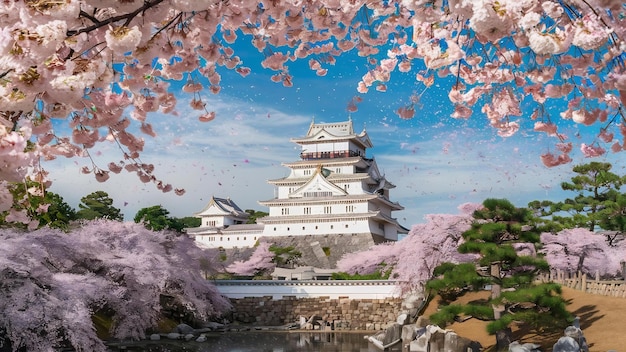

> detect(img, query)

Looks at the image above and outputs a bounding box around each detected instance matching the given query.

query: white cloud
[44,86,622,227]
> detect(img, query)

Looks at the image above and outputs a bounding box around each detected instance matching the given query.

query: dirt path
[422,287,625,352]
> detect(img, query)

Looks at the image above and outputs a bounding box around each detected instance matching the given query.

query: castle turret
[257,119,408,241]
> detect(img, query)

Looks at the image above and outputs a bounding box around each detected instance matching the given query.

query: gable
[290,170,346,198]
[194,197,247,218]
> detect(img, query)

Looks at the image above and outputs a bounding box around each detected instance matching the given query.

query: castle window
[207,220,216,227]
[330,225,334,229]
[302,226,305,230]
[281,208,289,215]
[274,227,277,231]
[324,206,332,214]
[304,169,312,175]
[304,191,333,197]
[345,224,349,228]
[346,205,354,212]
[304,207,311,215]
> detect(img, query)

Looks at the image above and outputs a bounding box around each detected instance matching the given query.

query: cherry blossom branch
[66,0,166,37]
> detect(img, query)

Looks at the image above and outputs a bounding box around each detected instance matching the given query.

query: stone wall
[226,295,404,330]
[259,234,385,269]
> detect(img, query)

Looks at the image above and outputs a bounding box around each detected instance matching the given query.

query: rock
[509,341,541,352]
[396,313,408,325]
[149,334,160,341]
[553,336,580,352]
[415,316,430,328]
[174,323,195,335]
[403,292,425,310]
[166,333,181,340]
[410,332,429,352]
[196,334,207,342]
[408,325,481,352]
[203,321,225,331]
[428,325,446,352]
[382,323,402,346]
[401,324,418,343]
[184,334,195,341]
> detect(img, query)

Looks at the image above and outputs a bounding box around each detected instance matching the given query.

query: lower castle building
[186,119,408,249]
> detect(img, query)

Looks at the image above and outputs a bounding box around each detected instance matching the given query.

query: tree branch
[66,0,166,37]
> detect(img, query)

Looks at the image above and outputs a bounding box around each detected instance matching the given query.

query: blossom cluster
[2,0,626,216]
[0,220,230,351]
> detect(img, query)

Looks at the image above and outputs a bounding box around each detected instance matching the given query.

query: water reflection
[108,331,403,352]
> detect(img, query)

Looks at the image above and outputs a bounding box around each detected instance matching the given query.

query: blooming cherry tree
[226,241,276,277]
[0,220,230,352]
[2,0,626,217]
[540,228,626,276]
[337,203,481,292]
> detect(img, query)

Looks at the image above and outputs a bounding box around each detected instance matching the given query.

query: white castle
[186,119,408,248]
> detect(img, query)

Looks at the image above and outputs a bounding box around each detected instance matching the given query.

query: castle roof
[290,119,373,148]
[194,196,249,219]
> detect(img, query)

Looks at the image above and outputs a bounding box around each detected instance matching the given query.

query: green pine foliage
[427,198,572,340]
[529,162,626,233]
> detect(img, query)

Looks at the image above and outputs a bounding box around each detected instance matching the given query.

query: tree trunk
[495,327,512,352]
[491,262,511,351]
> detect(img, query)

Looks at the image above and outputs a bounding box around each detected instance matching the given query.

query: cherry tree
[226,241,276,277]
[2,0,626,218]
[0,220,231,352]
[540,227,626,277]
[337,203,481,292]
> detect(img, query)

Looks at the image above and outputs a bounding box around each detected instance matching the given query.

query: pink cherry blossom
[199,112,216,122]
[1,0,626,218]
[534,122,558,136]
[580,143,606,157]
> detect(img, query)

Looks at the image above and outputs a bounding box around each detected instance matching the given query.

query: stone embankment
[227,295,403,330]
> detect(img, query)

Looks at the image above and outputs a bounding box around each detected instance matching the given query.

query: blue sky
[45,39,623,226]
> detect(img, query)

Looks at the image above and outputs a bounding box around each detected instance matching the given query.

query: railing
[300,151,360,160]
[539,270,626,298]
[213,279,402,299]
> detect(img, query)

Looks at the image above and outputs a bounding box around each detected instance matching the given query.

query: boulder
[553,336,580,352]
[427,325,446,352]
[174,323,195,335]
[166,332,181,340]
[203,321,225,331]
[408,325,481,352]
[508,341,541,352]
[382,323,402,346]
[397,313,408,325]
[196,334,207,342]
[149,334,160,341]
[415,316,430,328]
[401,324,419,343]
[184,334,195,341]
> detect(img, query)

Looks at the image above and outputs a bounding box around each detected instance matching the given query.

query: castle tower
[257,119,408,241]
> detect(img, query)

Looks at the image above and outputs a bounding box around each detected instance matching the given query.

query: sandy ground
[422,287,626,352]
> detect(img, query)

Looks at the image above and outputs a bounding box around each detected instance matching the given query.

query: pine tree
[427,199,571,351]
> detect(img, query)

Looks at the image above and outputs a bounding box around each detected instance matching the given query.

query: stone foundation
[226,295,403,330]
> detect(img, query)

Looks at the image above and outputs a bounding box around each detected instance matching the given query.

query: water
[107,331,403,352]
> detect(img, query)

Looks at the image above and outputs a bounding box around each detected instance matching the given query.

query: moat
[107,331,403,352]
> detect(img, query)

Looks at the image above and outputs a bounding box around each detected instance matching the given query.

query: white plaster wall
[195,233,261,249]
[214,280,401,299]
